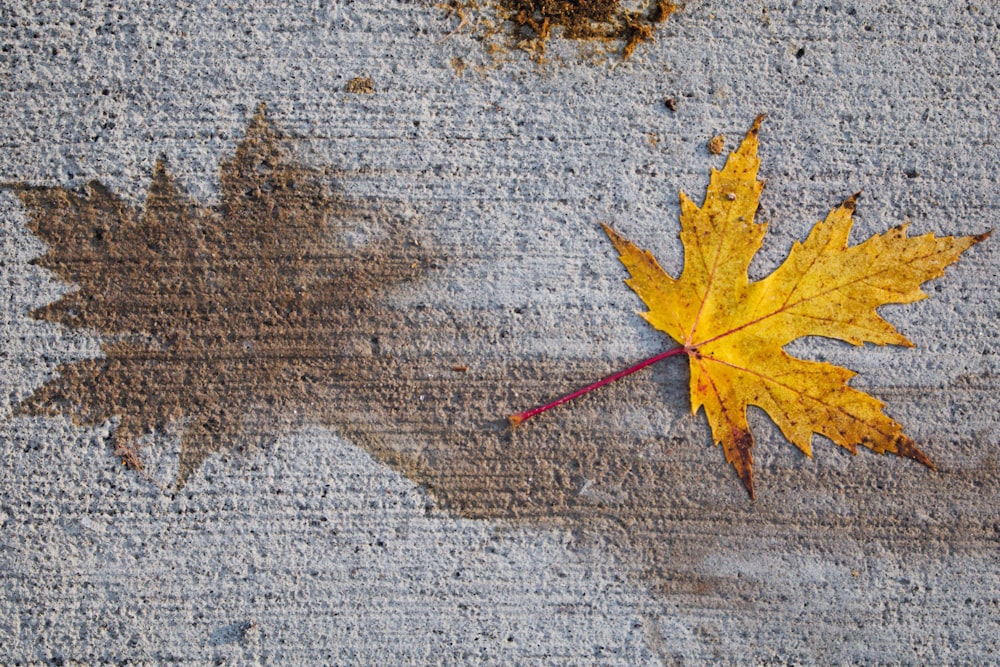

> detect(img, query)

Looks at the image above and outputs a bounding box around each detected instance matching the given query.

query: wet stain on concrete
[10,105,431,486]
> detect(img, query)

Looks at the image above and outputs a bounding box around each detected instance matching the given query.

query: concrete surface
[1,1,999,664]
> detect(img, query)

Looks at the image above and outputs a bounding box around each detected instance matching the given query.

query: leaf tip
[242,101,279,144]
[508,413,525,428]
[841,191,861,212]
[726,428,756,499]
[971,229,992,245]
[732,114,766,167]
[150,158,176,198]
[742,472,756,500]
[894,436,935,470]
[600,222,629,253]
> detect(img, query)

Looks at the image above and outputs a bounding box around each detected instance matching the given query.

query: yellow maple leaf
[513,115,988,498]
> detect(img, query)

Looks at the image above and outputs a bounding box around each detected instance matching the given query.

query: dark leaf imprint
[9,105,431,486]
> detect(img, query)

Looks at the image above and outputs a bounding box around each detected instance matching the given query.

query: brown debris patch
[442,0,679,61]
[11,104,431,486]
[450,56,468,76]
[344,77,375,94]
[707,134,725,155]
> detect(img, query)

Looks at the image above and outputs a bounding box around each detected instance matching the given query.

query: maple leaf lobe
[604,117,986,497]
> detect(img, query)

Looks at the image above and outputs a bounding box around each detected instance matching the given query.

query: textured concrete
[1,1,999,664]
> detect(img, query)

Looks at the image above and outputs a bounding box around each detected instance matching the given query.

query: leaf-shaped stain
[10,105,651,523]
[11,105,431,486]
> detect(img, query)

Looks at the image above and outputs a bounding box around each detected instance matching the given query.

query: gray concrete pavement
[1,1,998,664]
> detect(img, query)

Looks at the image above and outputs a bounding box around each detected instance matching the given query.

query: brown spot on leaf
[728,428,755,499]
[972,229,993,244]
[893,435,935,470]
[841,191,860,212]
